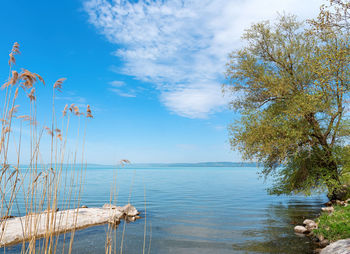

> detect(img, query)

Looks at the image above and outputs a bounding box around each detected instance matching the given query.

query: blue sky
[0,0,324,164]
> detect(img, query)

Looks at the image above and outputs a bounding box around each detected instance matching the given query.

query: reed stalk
[0,43,93,254]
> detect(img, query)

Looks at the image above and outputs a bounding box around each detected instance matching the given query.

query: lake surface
[4,166,326,253]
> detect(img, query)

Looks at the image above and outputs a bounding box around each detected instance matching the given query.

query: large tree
[225,1,350,198]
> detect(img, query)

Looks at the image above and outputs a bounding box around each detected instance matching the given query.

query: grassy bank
[314,205,350,242]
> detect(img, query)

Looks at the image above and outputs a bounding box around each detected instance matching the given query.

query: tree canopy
[225,0,350,198]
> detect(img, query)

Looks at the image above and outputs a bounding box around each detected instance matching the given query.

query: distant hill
[127,162,260,168]
[15,162,260,169]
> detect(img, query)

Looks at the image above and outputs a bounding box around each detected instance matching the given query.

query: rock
[294,225,309,234]
[0,215,16,220]
[43,208,59,213]
[318,239,330,248]
[307,223,318,231]
[317,234,325,242]
[307,231,315,236]
[102,204,139,217]
[121,204,139,217]
[321,239,350,254]
[303,219,318,230]
[108,214,122,225]
[80,205,88,208]
[314,248,322,253]
[126,216,136,222]
[303,219,314,225]
[103,203,118,209]
[324,201,333,207]
[336,200,345,206]
[321,207,334,213]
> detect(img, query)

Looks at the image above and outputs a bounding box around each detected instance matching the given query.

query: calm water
[4,166,326,253]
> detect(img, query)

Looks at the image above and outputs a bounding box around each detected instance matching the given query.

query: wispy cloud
[55,95,87,104]
[109,87,137,97]
[108,80,138,97]
[84,0,324,118]
[109,80,126,87]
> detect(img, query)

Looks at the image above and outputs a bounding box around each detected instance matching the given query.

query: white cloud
[109,87,136,97]
[161,83,226,118]
[84,0,325,118]
[108,80,138,97]
[55,96,87,104]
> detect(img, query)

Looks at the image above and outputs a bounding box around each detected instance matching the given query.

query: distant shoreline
[82,162,262,168]
[127,162,261,167]
[12,162,261,168]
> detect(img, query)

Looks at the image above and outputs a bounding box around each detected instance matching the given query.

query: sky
[0,0,325,164]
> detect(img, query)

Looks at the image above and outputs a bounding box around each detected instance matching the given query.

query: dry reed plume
[0,42,93,254]
[0,42,150,254]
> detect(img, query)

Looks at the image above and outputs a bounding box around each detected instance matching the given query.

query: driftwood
[0,204,139,246]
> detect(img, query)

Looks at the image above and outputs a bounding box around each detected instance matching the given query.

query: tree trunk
[322,150,342,200]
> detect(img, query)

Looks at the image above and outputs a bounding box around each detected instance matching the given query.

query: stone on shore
[318,239,330,248]
[303,219,318,230]
[303,219,315,225]
[321,207,334,213]
[294,225,309,234]
[121,204,139,216]
[102,203,139,216]
[103,203,118,209]
[321,239,350,254]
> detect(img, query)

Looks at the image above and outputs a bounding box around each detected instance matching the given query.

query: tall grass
[104,162,152,254]
[0,43,151,254]
[0,42,92,254]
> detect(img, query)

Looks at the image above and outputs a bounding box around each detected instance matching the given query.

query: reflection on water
[232,201,322,253]
[2,167,326,253]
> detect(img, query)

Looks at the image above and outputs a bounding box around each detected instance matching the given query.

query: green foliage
[340,146,350,187]
[269,146,349,195]
[225,1,350,196]
[314,205,350,241]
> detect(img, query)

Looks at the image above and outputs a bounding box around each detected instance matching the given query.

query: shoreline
[294,199,350,253]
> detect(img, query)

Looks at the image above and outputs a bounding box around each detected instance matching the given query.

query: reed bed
[0,42,92,254]
[104,162,152,254]
[0,43,151,254]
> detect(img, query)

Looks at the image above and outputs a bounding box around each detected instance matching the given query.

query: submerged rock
[321,239,350,254]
